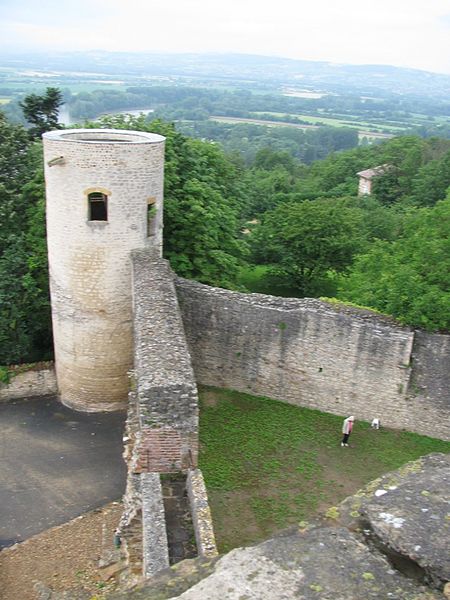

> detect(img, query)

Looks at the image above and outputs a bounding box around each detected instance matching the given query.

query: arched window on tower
[88,192,108,221]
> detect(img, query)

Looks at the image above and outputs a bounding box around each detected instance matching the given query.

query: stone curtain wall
[131,250,199,473]
[0,364,57,402]
[409,331,450,428]
[176,279,450,441]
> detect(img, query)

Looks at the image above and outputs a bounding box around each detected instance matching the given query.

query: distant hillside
[2,51,450,99]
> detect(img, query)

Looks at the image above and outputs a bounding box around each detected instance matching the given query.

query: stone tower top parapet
[43,128,165,145]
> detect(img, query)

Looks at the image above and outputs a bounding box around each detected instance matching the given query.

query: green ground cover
[237,265,302,297]
[209,116,315,129]
[290,114,352,127]
[198,386,450,552]
[253,111,292,117]
[236,265,338,299]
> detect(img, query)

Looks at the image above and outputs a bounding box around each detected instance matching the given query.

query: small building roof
[357,164,390,180]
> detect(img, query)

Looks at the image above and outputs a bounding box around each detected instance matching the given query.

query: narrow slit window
[147,200,156,236]
[88,192,108,221]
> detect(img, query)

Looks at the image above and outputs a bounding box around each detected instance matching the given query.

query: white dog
[371,418,380,429]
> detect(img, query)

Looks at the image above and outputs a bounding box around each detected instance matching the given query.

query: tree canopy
[339,194,450,331]
[250,198,363,296]
[19,87,63,139]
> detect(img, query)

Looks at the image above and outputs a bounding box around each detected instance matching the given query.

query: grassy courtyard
[198,386,450,553]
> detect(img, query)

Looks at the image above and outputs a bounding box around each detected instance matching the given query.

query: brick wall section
[131,250,199,472]
[135,428,198,473]
[0,364,57,402]
[175,279,450,441]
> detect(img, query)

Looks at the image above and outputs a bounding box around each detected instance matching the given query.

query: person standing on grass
[341,415,354,447]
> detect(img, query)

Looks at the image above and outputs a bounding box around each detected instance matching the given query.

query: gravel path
[0,502,124,600]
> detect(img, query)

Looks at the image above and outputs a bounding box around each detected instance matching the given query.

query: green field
[210,115,395,139]
[209,115,316,130]
[288,113,407,133]
[253,110,408,132]
[199,386,450,552]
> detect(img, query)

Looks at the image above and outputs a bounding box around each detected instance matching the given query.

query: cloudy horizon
[0,0,449,75]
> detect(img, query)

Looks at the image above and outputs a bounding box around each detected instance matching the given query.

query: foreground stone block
[174,526,441,599]
[339,452,450,589]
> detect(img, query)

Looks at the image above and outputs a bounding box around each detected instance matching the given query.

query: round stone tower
[43,129,165,412]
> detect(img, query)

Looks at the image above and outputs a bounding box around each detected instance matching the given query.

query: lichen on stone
[324,506,340,520]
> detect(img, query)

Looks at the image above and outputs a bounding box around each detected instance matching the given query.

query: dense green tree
[163,178,245,286]
[250,198,363,296]
[408,151,450,207]
[0,112,52,363]
[339,195,450,330]
[159,128,248,286]
[305,146,375,197]
[0,167,51,364]
[0,113,36,255]
[0,113,31,187]
[0,238,50,364]
[252,148,299,174]
[245,167,298,216]
[371,168,405,205]
[372,136,450,205]
[348,196,404,244]
[19,87,63,139]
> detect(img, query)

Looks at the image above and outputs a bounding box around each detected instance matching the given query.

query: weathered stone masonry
[118,250,216,579]
[409,331,450,418]
[176,279,450,440]
[43,129,165,412]
[131,250,199,473]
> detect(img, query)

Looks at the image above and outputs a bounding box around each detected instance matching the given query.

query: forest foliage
[1,91,449,365]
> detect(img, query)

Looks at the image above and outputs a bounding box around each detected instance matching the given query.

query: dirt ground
[0,502,124,600]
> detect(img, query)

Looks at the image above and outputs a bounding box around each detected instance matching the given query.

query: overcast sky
[1,0,449,74]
